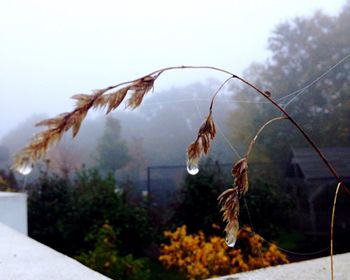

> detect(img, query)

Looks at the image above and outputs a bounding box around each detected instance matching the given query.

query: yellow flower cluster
[159,225,288,280]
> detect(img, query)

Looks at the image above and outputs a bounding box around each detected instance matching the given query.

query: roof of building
[289,147,350,180]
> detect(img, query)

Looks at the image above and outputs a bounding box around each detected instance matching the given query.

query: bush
[27,169,154,257]
[76,223,150,280]
[240,178,294,240]
[171,159,227,234]
[159,225,288,280]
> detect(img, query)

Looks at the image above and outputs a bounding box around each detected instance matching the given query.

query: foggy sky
[0,0,346,140]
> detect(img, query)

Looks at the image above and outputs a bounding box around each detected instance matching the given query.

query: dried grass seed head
[127,76,155,109]
[13,75,158,171]
[106,87,129,114]
[198,113,216,139]
[71,94,93,107]
[218,187,240,247]
[186,113,217,163]
[187,140,201,163]
[218,187,240,223]
[232,157,249,195]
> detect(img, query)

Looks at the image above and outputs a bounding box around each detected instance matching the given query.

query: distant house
[285,147,350,237]
[286,147,350,184]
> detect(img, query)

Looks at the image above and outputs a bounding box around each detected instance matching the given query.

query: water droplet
[225,221,239,247]
[141,190,149,199]
[16,159,33,176]
[226,235,237,247]
[186,160,199,175]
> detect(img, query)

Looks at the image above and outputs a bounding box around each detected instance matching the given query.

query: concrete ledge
[0,222,110,280]
[211,252,350,280]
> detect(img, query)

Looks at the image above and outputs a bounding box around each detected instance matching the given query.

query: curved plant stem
[209,76,234,112]
[330,182,341,280]
[233,76,346,191]
[245,116,287,160]
[107,65,237,93]
[15,64,347,192]
[131,65,345,191]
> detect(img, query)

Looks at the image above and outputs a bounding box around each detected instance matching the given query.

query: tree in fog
[96,117,130,173]
[229,4,350,163]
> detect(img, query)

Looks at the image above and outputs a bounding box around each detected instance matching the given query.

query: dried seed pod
[232,157,249,195]
[218,187,240,247]
[127,76,155,109]
[198,113,216,139]
[106,87,129,114]
[186,113,217,174]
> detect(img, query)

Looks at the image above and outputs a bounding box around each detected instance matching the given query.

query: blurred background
[1,0,350,279]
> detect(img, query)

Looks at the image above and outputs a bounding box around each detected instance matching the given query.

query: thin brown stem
[209,77,234,112]
[233,75,347,192]
[330,182,341,280]
[131,65,345,191]
[14,64,347,194]
[245,116,287,160]
[106,65,236,93]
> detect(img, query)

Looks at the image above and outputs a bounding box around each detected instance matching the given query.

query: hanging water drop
[186,160,199,175]
[16,159,33,176]
[226,234,237,247]
[225,221,239,247]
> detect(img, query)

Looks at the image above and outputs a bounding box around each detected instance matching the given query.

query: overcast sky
[0,0,346,140]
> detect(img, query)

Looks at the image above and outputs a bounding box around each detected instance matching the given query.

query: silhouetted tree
[96,117,130,173]
[229,4,350,163]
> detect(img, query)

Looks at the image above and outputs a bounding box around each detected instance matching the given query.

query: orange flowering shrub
[159,225,288,280]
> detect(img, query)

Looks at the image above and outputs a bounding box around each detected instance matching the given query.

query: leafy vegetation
[171,159,226,234]
[76,223,150,280]
[27,169,154,258]
[96,117,130,174]
[229,4,350,163]
[159,225,288,280]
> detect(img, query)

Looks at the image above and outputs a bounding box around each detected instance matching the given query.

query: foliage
[229,4,350,163]
[240,179,294,240]
[172,161,292,241]
[96,116,130,173]
[27,174,74,253]
[27,169,153,257]
[171,159,227,234]
[76,223,150,280]
[159,225,288,280]
[0,169,18,191]
[67,169,120,254]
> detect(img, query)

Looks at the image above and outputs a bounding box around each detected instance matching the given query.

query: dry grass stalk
[218,158,248,246]
[245,116,287,160]
[186,77,234,170]
[13,75,156,170]
[186,113,216,169]
[218,116,287,246]
[330,182,341,280]
[218,187,240,246]
[232,158,249,196]
[13,65,345,187]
